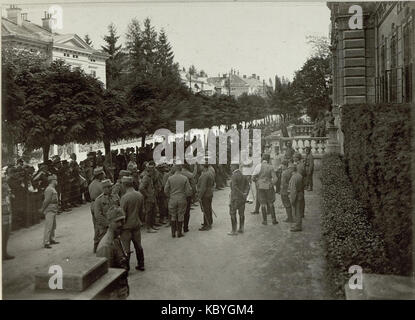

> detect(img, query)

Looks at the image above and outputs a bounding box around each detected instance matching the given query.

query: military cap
[48,174,58,182]
[121,176,133,183]
[108,207,125,223]
[293,152,302,160]
[119,170,131,177]
[52,155,61,163]
[93,167,104,176]
[101,179,113,188]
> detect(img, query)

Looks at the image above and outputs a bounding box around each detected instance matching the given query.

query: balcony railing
[266,136,329,158]
[289,124,315,137]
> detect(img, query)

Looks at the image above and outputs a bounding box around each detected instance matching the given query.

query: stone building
[2,5,108,86]
[328,1,415,106]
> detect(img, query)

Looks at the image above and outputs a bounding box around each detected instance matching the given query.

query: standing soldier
[252,154,278,226]
[180,163,197,233]
[284,141,295,162]
[164,165,192,238]
[94,179,118,249]
[120,176,145,271]
[112,170,130,203]
[228,164,250,236]
[156,164,169,225]
[304,147,314,191]
[197,164,215,231]
[69,153,81,207]
[59,160,71,211]
[89,168,105,253]
[280,160,294,223]
[2,173,14,260]
[39,175,60,249]
[289,164,304,232]
[139,161,158,234]
[293,153,306,219]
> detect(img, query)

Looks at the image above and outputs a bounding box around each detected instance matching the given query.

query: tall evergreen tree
[155,28,176,77]
[141,17,158,77]
[125,18,145,78]
[102,23,125,89]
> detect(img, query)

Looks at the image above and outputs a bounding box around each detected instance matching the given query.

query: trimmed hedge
[341,103,412,276]
[321,154,390,297]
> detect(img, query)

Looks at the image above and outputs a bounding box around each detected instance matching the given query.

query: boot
[284,207,293,223]
[177,222,184,237]
[261,206,268,225]
[269,204,278,225]
[228,216,238,235]
[238,215,245,233]
[171,221,176,238]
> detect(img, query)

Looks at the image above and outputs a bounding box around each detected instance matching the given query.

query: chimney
[257,76,260,80]
[6,5,22,26]
[42,11,52,32]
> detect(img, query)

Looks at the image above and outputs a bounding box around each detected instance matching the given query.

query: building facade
[2,5,108,87]
[328,1,415,106]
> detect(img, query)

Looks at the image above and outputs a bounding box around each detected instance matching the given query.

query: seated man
[96,207,130,300]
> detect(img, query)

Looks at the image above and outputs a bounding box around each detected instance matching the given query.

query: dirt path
[2,172,334,299]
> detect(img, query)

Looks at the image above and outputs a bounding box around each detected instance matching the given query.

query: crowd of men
[2,134,314,299]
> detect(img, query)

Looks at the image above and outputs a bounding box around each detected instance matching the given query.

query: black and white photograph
[1,0,414,304]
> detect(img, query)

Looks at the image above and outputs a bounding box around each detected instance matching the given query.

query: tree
[16,60,104,160]
[84,34,93,46]
[155,28,178,78]
[267,75,299,123]
[102,23,125,89]
[2,48,48,161]
[125,18,145,78]
[292,36,332,121]
[141,17,158,77]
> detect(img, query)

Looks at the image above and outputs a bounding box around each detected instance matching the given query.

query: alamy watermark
[152,121,262,174]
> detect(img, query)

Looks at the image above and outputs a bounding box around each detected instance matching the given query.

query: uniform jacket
[253,161,276,190]
[197,171,214,199]
[289,171,304,204]
[304,153,314,174]
[164,173,192,200]
[120,190,144,229]
[89,179,103,201]
[94,193,118,228]
[139,171,156,203]
[230,169,250,202]
[280,167,293,195]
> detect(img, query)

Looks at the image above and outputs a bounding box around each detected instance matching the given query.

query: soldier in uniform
[39,175,60,249]
[2,174,14,260]
[228,164,250,236]
[120,176,145,271]
[139,161,158,233]
[252,154,278,225]
[164,165,192,238]
[94,179,118,249]
[180,163,197,233]
[69,153,82,207]
[280,160,294,223]
[304,147,314,191]
[289,164,304,232]
[197,164,215,231]
[96,207,130,299]
[293,153,306,219]
[111,170,130,203]
[89,167,105,253]
[284,141,295,162]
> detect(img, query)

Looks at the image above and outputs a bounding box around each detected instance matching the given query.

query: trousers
[120,228,145,268]
[201,195,213,227]
[43,211,57,245]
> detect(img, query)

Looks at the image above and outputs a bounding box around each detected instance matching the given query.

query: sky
[2,1,331,82]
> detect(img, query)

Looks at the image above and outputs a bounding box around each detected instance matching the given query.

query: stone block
[362,274,415,300]
[344,57,365,67]
[344,67,365,76]
[344,48,365,58]
[345,87,366,96]
[345,96,366,104]
[345,77,366,86]
[35,257,108,292]
[343,39,365,49]
[343,30,365,39]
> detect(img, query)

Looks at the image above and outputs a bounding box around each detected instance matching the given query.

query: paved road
[2,172,334,299]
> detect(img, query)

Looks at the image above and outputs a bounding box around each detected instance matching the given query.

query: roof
[2,17,108,58]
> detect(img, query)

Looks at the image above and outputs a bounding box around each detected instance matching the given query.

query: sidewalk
[2,171,335,299]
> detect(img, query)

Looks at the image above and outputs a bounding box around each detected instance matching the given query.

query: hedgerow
[341,103,412,276]
[320,154,391,297]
